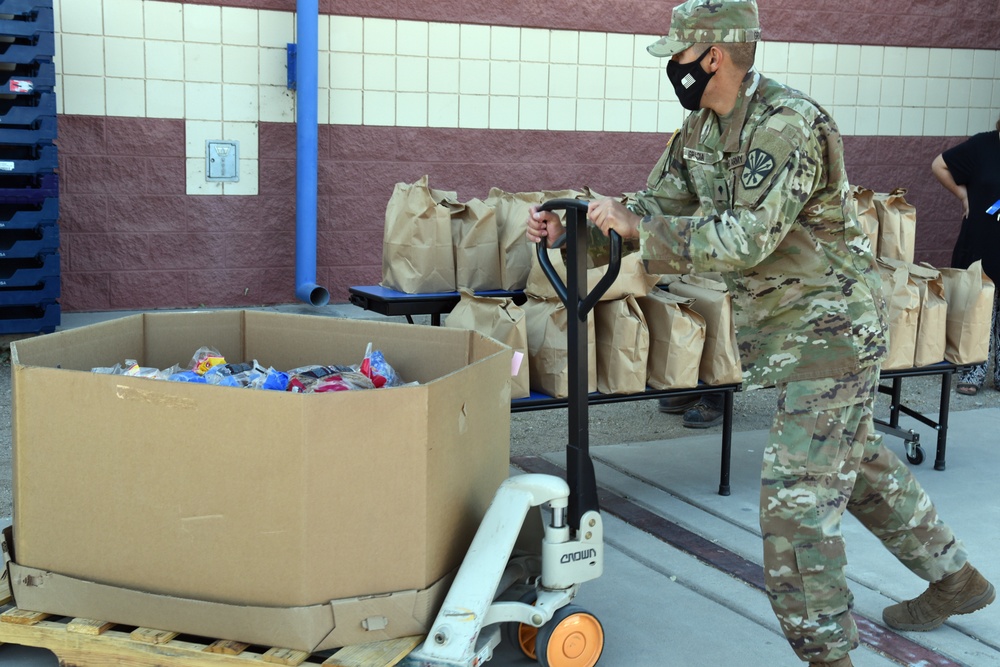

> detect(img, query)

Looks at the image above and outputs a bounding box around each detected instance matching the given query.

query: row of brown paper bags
[382,177,915,295]
[852,186,916,264]
[444,251,742,399]
[879,258,995,370]
[389,173,984,386]
[382,175,611,293]
[443,250,994,399]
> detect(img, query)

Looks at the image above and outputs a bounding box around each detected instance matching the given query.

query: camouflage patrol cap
[648,0,761,58]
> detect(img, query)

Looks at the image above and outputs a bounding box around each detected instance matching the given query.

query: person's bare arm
[931,153,969,219]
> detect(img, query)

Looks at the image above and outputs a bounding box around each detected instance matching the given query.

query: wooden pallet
[0,599,423,667]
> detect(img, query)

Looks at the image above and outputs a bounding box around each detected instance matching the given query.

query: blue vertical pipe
[294,0,330,306]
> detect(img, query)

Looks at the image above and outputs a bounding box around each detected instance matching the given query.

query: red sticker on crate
[10,79,34,93]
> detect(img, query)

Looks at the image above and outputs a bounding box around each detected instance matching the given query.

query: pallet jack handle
[535,198,622,531]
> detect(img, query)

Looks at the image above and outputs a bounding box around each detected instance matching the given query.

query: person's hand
[957,185,969,219]
[588,197,641,239]
[525,205,565,247]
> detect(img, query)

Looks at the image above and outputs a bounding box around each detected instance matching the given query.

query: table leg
[935,370,952,471]
[719,390,733,496]
[890,377,902,428]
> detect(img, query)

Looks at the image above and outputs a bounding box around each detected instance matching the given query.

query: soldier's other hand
[526,205,565,247]
[588,198,641,239]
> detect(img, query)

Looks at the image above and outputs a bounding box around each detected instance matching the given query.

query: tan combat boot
[883,563,996,631]
[810,656,853,667]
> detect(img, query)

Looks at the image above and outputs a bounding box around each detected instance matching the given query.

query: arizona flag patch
[741,148,774,189]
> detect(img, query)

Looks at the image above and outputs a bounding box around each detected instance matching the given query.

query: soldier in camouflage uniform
[526,1,995,665]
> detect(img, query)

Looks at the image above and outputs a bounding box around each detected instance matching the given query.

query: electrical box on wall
[206,140,239,182]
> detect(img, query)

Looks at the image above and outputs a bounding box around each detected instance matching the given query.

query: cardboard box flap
[9,311,246,372]
[320,572,453,651]
[10,314,144,370]
[142,310,246,370]
[9,562,335,651]
[8,561,452,653]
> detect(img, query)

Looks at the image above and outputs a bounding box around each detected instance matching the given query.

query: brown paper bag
[666,274,742,385]
[877,260,920,370]
[444,198,502,291]
[906,262,948,367]
[486,188,594,290]
[542,188,591,203]
[525,248,657,302]
[874,188,916,264]
[484,188,539,291]
[381,175,456,293]
[595,295,649,395]
[939,260,996,364]
[526,246,588,299]
[444,290,530,398]
[522,296,597,398]
[637,288,706,389]
[851,185,879,257]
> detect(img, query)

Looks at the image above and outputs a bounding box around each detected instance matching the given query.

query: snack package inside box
[90,342,414,392]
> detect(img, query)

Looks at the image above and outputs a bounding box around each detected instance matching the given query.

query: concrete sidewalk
[489,405,1000,666]
[2,309,998,666]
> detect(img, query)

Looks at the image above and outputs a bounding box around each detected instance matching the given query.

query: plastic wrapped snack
[359,342,404,388]
[91,363,126,375]
[245,362,289,391]
[189,347,227,375]
[310,370,376,392]
[92,360,179,380]
[204,363,250,388]
[285,365,356,393]
[168,370,207,384]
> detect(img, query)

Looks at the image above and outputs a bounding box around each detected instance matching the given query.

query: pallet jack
[402,199,622,667]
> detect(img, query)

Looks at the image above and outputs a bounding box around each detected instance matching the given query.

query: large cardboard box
[8,310,512,651]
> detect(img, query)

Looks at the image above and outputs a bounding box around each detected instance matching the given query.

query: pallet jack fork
[403,200,621,667]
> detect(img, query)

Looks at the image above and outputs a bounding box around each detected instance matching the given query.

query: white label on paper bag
[511,351,524,377]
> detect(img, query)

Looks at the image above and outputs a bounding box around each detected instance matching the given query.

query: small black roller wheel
[503,589,539,660]
[906,443,925,465]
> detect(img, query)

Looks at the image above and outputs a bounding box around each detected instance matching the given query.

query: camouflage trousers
[760,365,967,663]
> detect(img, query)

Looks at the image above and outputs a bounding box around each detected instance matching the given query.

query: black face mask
[666,48,715,111]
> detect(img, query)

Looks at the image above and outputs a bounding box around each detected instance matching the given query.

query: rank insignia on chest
[741,148,774,189]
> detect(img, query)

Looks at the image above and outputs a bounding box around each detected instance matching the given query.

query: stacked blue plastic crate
[0,0,59,334]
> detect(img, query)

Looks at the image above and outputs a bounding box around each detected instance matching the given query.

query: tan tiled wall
[55,1,1000,151]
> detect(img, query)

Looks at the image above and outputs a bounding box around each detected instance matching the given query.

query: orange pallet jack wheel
[535,605,604,667]
[503,590,539,660]
[511,622,539,660]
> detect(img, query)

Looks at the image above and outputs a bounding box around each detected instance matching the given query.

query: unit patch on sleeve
[741,148,774,189]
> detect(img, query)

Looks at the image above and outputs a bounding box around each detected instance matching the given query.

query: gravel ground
[2,342,998,518]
